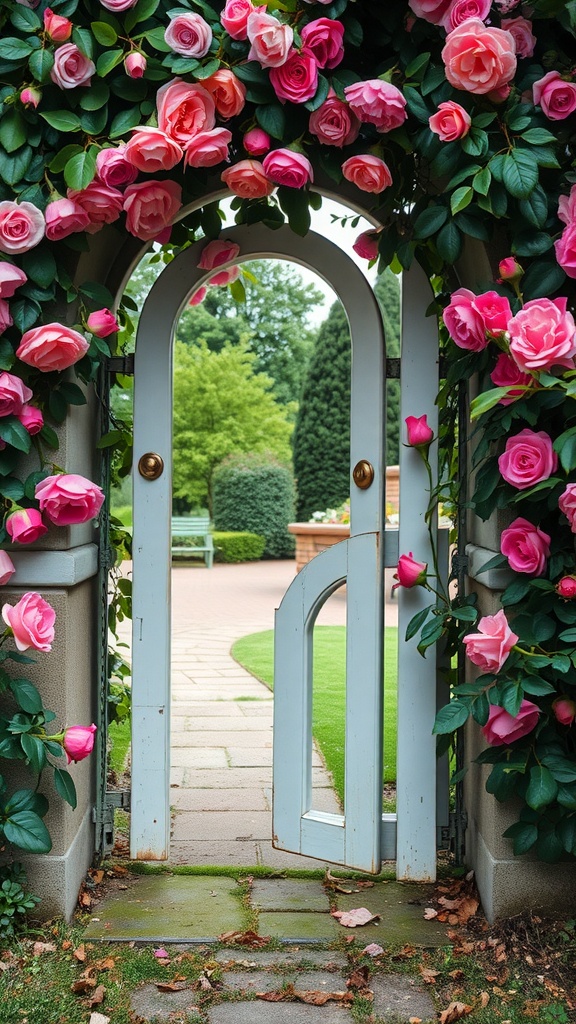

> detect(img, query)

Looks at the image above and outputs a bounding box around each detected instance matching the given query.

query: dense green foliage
[212,531,266,563]
[212,452,296,559]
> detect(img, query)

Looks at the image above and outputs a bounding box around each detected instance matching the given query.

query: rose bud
[189,286,207,306]
[1,591,56,652]
[43,7,72,41]
[481,699,539,746]
[20,87,41,109]
[0,551,15,586]
[405,414,434,449]
[552,698,576,726]
[17,404,44,435]
[243,128,271,156]
[556,575,576,600]
[63,723,97,763]
[124,52,147,78]
[393,552,428,590]
[86,308,120,338]
[352,230,379,261]
[6,508,48,544]
[498,256,523,282]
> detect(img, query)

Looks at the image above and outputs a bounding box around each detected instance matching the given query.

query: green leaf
[0,417,32,455]
[39,110,82,132]
[8,678,42,715]
[49,144,84,174]
[472,166,491,196]
[404,86,430,123]
[536,828,564,863]
[255,103,286,140]
[20,734,46,775]
[96,49,125,77]
[109,106,141,138]
[541,754,576,783]
[557,783,576,810]
[125,0,161,31]
[502,149,539,199]
[305,74,330,112]
[0,477,24,502]
[486,763,518,801]
[232,61,270,86]
[558,816,576,855]
[520,127,557,145]
[436,221,462,262]
[53,768,77,810]
[525,765,558,811]
[522,260,566,300]
[405,605,432,642]
[0,38,35,61]
[413,205,448,239]
[512,231,553,257]
[432,699,470,734]
[194,58,221,80]
[10,5,41,31]
[3,810,51,854]
[277,186,311,238]
[461,127,488,158]
[450,186,473,216]
[518,185,548,229]
[4,789,48,818]
[64,149,97,191]
[405,51,431,79]
[29,48,54,83]
[78,79,110,111]
[450,604,478,622]
[0,111,27,154]
[502,820,538,855]
[91,21,118,45]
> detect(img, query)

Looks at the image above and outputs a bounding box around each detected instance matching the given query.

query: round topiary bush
[212,453,296,559]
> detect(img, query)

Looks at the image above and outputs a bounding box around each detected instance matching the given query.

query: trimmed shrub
[213,531,266,563]
[212,452,296,559]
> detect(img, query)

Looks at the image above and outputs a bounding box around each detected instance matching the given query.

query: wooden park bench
[171,516,214,568]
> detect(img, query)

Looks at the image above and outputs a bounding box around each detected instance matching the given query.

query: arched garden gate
[129,219,451,879]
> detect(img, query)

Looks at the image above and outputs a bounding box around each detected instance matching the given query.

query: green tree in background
[293,271,400,521]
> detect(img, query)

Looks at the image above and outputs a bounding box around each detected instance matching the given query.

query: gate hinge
[93,790,131,855]
[440,809,468,846]
[107,354,134,376]
[450,551,469,580]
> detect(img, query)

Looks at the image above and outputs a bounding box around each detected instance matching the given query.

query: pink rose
[0,372,32,417]
[556,576,576,599]
[247,10,293,68]
[463,608,518,673]
[123,180,182,241]
[2,592,55,652]
[498,256,523,281]
[202,70,246,120]
[474,291,512,336]
[352,230,379,260]
[67,182,124,234]
[559,483,576,532]
[125,127,183,174]
[35,473,104,527]
[341,155,392,193]
[0,262,27,298]
[490,353,532,405]
[50,43,95,89]
[209,267,240,287]
[99,0,138,8]
[429,100,471,141]
[124,53,147,78]
[0,551,15,586]
[508,297,576,372]
[0,300,12,335]
[183,128,232,168]
[198,240,241,271]
[309,92,360,147]
[6,509,47,545]
[558,184,576,227]
[87,309,119,338]
[344,80,407,132]
[443,288,487,351]
[244,128,270,155]
[221,0,255,40]
[533,71,576,121]
[43,8,72,41]
[164,13,212,57]
[156,79,215,145]
[441,19,517,95]
[498,428,558,490]
[405,414,434,448]
[20,87,41,108]
[0,202,45,254]
[17,404,43,435]
[16,322,89,372]
[63,723,97,764]
[269,50,318,104]
[552,698,576,725]
[442,0,491,31]
[300,18,344,70]
[409,0,451,23]
[482,699,539,746]
[555,223,576,280]
[45,197,90,241]
[262,149,313,189]
[189,286,207,306]
[501,16,536,58]
[96,146,138,189]
[500,516,551,575]
[393,552,428,589]
[221,160,274,199]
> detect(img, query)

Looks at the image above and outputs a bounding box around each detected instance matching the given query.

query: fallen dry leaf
[89,1014,110,1024]
[79,892,92,908]
[331,907,379,928]
[71,978,97,994]
[33,942,56,955]
[347,966,370,989]
[439,1001,473,1024]
[362,943,384,957]
[479,991,490,1008]
[409,1018,422,1024]
[156,981,187,993]
[89,870,105,885]
[73,945,86,962]
[324,869,375,894]
[94,957,116,972]
[419,966,440,985]
[257,984,353,1006]
[89,985,106,1008]
[61,940,72,951]
[218,930,269,947]
[423,908,438,920]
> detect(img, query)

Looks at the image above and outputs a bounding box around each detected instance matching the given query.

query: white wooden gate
[131,223,445,876]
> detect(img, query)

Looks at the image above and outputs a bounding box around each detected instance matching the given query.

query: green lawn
[232,626,398,805]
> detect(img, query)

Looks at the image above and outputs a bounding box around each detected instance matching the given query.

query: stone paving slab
[336,882,451,947]
[250,879,330,912]
[171,787,269,812]
[130,983,202,1022]
[213,951,348,969]
[208,1002,353,1023]
[172,768,274,787]
[171,810,273,842]
[221,969,348,994]
[169,840,262,866]
[257,912,339,940]
[371,974,436,1023]
[170,748,229,768]
[175,731,273,748]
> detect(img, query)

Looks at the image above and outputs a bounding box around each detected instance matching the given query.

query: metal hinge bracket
[107,354,134,376]
[93,790,131,855]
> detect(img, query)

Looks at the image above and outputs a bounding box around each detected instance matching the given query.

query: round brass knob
[353,459,374,490]
[138,452,164,480]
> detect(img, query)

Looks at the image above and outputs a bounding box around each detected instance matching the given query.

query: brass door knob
[353,459,374,490]
[138,452,164,480]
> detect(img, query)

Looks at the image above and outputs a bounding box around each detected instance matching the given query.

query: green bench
[171,516,214,568]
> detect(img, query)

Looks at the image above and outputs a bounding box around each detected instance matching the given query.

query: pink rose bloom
[124,53,147,78]
[0,551,15,586]
[202,70,246,119]
[50,43,95,89]
[409,0,451,22]
[221,160,274,199]
[198,239,241,271]
[406,414,434,448]
[99,0,138,8]
[429,100,471,141]
[490,353,532,405]
[300,18,345,70]
[482,699,539,746]
[442,0,491,31]
[441,19,517,95]
[555,223,576,280]
[270,50,318,104]
[96,146,138,189]
[393,552,428,589]
[189,286,207,306]
[474,291,512,336]
[342,155,393,193]
[45,197,90,241]
[557,184,576,227]
[156,79,215,145]
[20,87,41,108]
[6,509,47,545]
[556,575,576,599]
[352,230,379,260]
[67,181,124,234]
[498,428,558,490]
[559,483,576,532]
[123,180,182,242]
[498,256,523,281]
[533,71,576,121]
[209,266,240,286]
[164,13,212,57]
[344,80,407,132]
[0,262,26,298]
[125,127,183,174]
[183,128,232,168]
[2,592,55,652]
[0,300,12,335]
[0,372,33,417]
[442,288,487,351]
[0,202,45,254]
[500,516,551,575]
[244,128,270,155]
[262,149,313,189]
[63,723,97,764]
[35,474,104,527]
[17,404,43,434]
[87,308,119,338]
[463,608,518,673]
[508,297,576,372]
[16,322,89,372]
[221,0,255,40]
[43,8,72,41]
[552,698,576,725]
[501,16,536,58]
[247,10,293,68]
[309,92,360,147]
